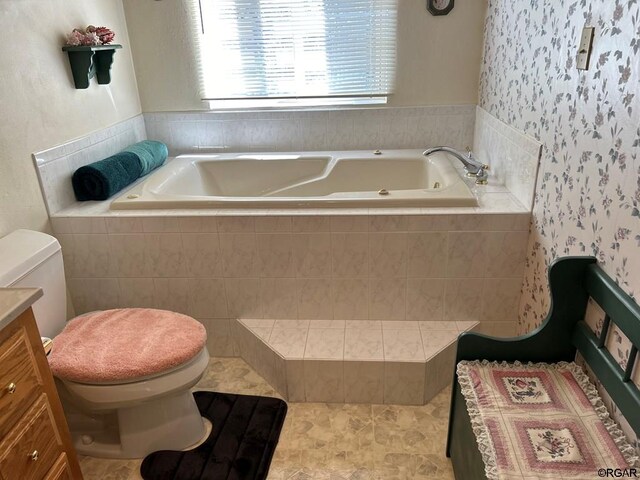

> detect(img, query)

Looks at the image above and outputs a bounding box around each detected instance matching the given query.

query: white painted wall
[0,0,141,237]
[123,0,487,111]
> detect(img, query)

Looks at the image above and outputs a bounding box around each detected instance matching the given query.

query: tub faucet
[423,146,489,185]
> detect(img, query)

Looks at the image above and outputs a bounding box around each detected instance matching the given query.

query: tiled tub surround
[32,105,485,214]
[32,106,539,215]
[143,105,476,156]
[473,106,542,210]
[51,206,530,360]
[33,115,147,215]
[34,103,536,405]
[234,319,479,405]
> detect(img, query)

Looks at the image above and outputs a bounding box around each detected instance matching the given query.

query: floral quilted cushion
[457,361,638,480]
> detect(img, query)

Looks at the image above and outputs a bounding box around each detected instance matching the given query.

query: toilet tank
[0,230,68,338]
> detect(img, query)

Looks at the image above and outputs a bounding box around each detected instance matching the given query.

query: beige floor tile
[79,357,454,480]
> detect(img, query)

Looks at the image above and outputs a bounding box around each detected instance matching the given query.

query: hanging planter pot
[62,44,122,89]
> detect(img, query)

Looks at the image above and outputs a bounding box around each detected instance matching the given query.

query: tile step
[232,319,479,405]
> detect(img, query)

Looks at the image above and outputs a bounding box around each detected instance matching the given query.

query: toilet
[0,229,209,459]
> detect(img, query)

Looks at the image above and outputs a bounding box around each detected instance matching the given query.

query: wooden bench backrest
[573,262,640,435]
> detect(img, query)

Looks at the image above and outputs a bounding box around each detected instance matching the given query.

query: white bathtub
[111,149,478,209]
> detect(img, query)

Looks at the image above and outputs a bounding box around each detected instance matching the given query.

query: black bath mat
[140,391,287,480]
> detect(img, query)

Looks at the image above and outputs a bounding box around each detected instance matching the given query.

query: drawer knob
[6,383,16,394]
[29,450,39,462]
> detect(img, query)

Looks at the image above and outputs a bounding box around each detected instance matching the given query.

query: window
[192,0,397,108]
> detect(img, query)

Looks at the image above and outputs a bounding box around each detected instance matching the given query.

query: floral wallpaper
[479,0,639,452]
[480,0,639,333]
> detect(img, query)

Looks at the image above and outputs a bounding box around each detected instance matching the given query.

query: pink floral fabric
[457,361,637,479]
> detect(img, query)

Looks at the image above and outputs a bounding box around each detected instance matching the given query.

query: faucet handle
[465,146,489,170]
[475,165,489,185]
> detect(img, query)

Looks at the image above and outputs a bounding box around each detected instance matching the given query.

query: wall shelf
[62,44,122,89]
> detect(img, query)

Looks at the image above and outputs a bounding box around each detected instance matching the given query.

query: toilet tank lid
[0,230,61,287]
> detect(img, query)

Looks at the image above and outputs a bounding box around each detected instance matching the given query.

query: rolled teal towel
[123,140,168,176]
[71,140,168,201]
[72,152,143,201]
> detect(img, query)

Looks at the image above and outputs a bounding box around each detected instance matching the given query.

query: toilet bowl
[56,346,209,458]
[0,230,210,458]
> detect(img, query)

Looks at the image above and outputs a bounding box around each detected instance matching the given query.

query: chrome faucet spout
[423,146,489,184]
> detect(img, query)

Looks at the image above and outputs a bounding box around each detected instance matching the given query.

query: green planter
[62,44,122,89]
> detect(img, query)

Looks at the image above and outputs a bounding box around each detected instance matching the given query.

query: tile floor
[78,357,455,479]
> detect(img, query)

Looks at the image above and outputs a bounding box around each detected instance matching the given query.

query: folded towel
[71,140,168,201]
[122,140,168,176]
[72,151,142,201]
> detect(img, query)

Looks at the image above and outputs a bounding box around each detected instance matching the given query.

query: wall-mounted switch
[576,26,595,70]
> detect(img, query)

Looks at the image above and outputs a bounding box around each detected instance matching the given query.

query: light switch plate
[577,26,595,70]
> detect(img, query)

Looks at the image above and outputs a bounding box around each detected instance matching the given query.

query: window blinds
[193,0,397,105]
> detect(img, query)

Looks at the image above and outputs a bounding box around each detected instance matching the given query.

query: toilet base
[68,389,207,459]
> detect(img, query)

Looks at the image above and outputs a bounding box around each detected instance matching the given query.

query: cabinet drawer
[0,395,63,480]
[0,327,43,437]
[45,454,74,480]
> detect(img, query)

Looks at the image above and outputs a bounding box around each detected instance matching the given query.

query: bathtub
[110,149,478,209]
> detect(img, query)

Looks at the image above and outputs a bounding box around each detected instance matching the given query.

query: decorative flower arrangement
[66,25,115,47]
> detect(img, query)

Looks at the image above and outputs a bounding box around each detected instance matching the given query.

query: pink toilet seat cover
[48,308,207,384]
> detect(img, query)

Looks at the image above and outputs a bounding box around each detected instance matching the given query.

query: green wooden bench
[446,256,640,478]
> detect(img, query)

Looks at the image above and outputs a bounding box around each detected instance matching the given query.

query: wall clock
[427,0,455,16]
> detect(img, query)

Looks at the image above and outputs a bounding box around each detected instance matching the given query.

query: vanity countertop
[0,288,42,331]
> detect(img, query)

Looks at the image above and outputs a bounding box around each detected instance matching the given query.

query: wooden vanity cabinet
[0,307,82,479]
